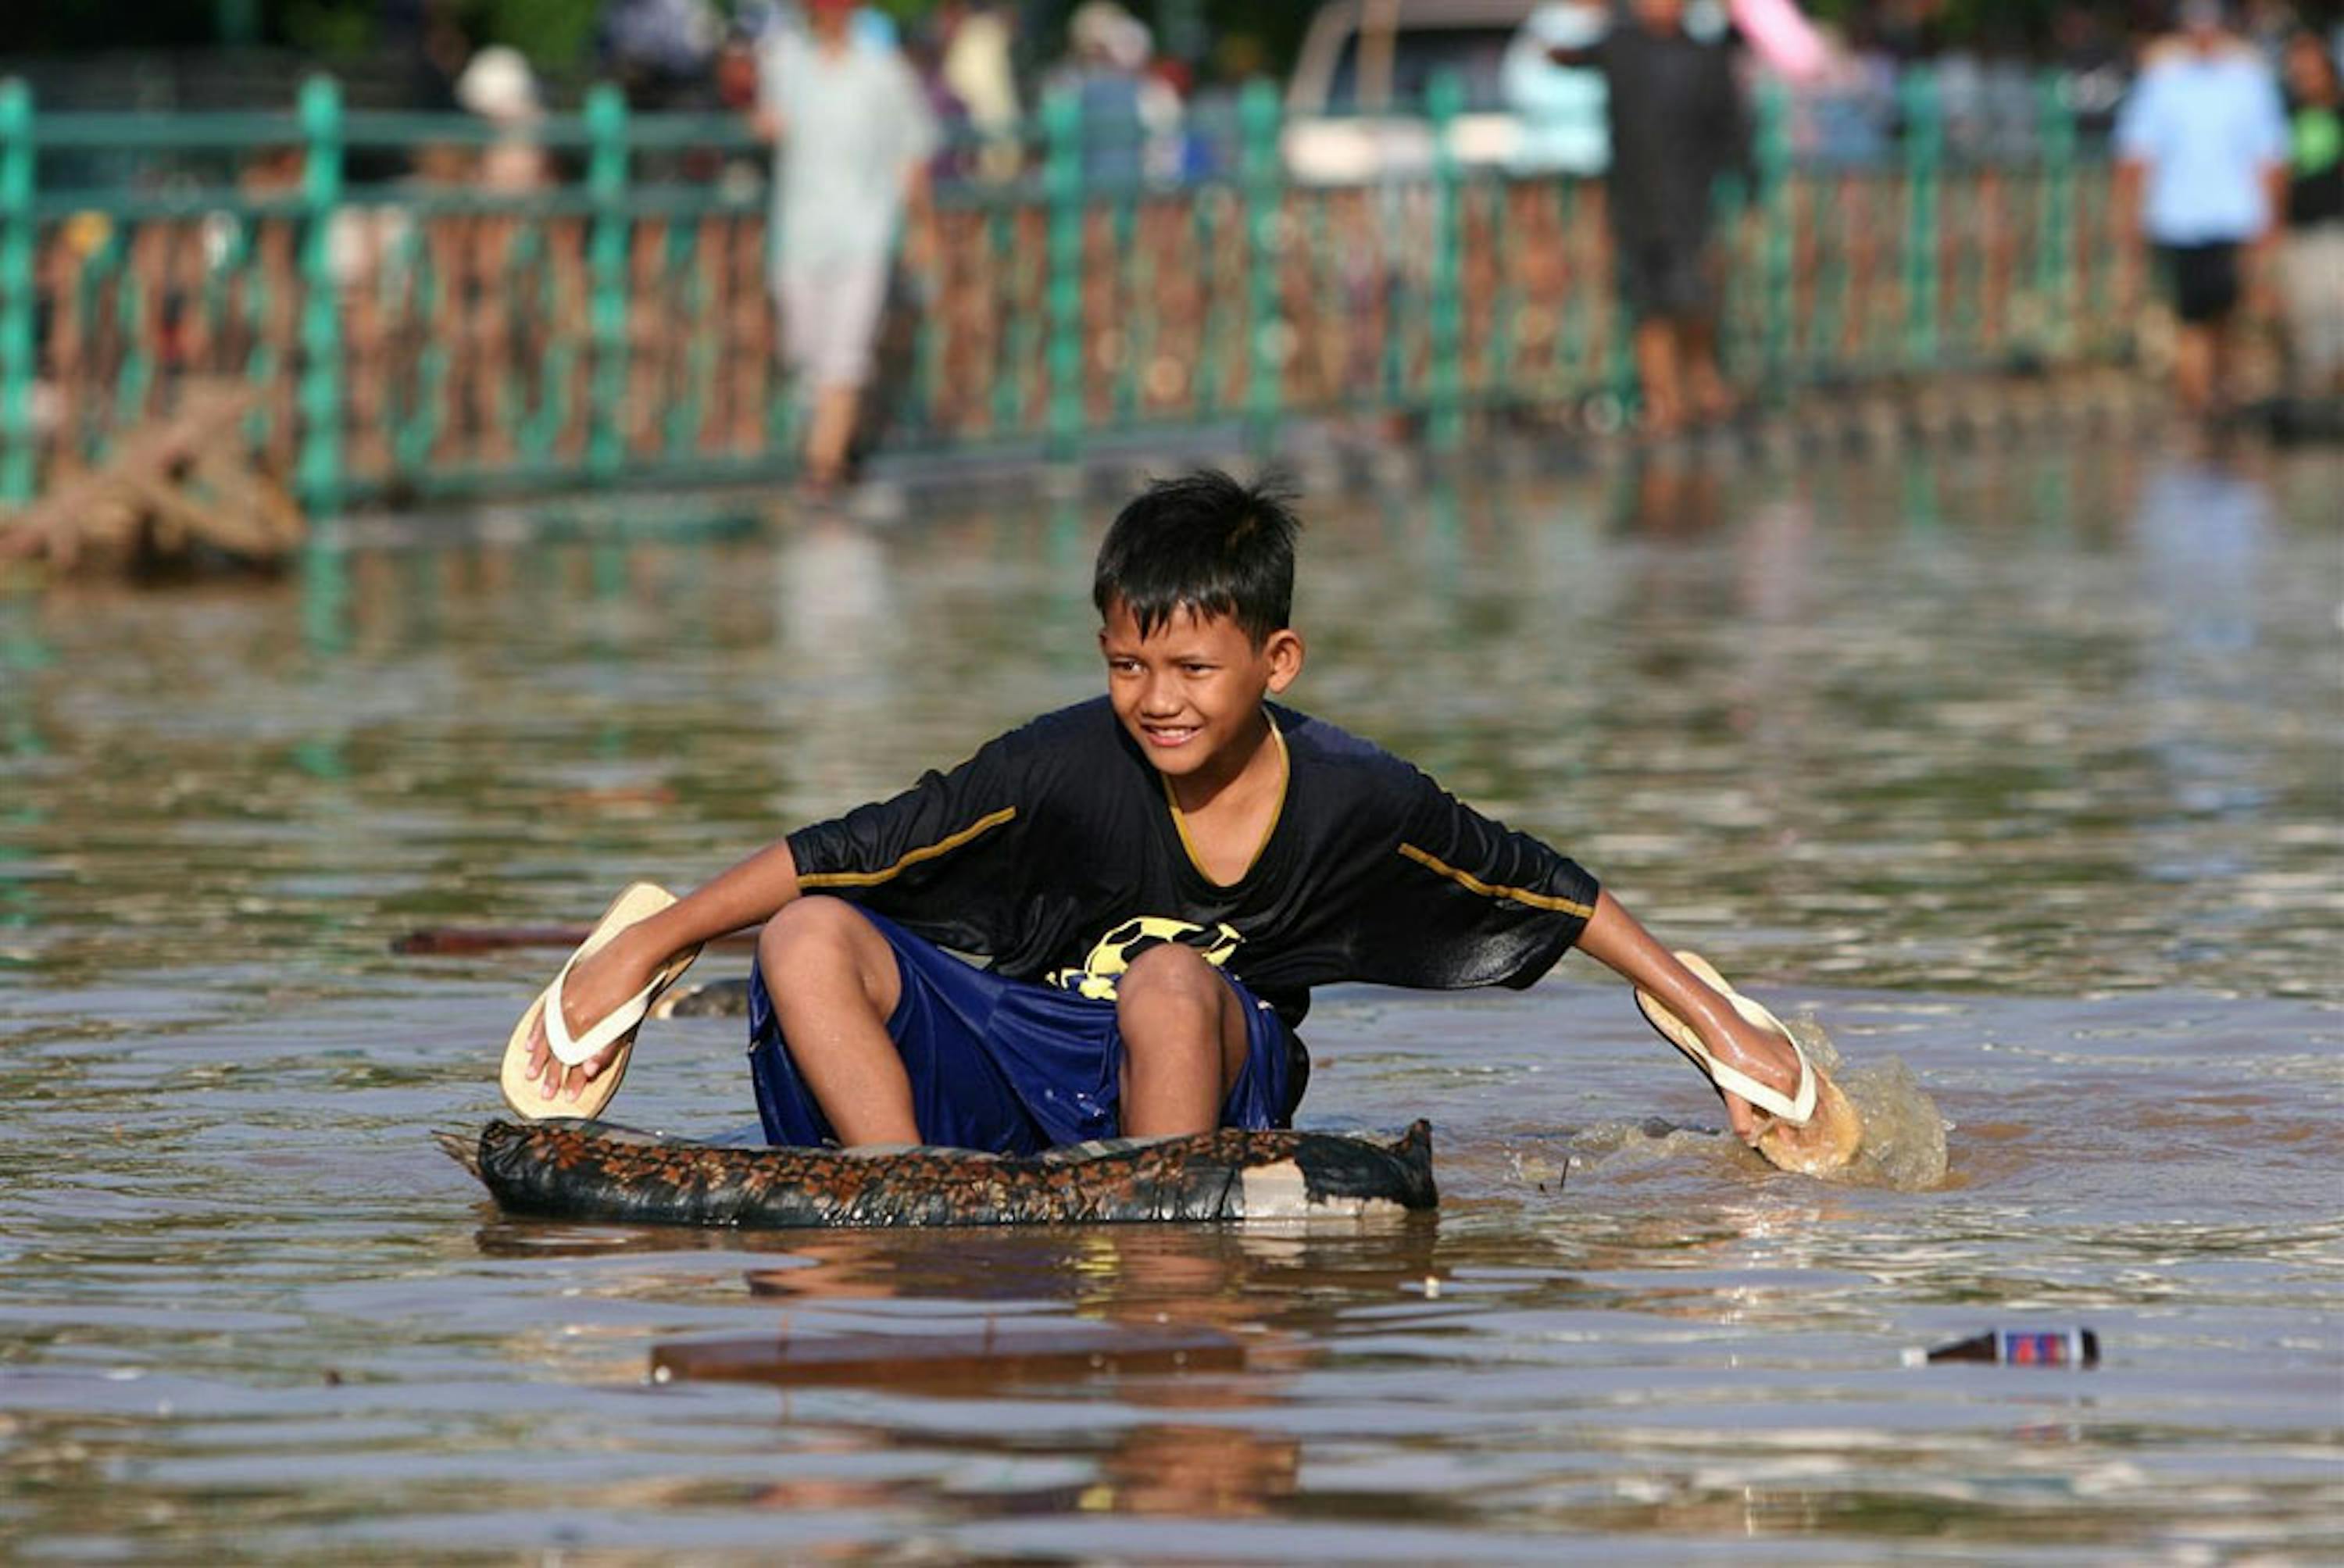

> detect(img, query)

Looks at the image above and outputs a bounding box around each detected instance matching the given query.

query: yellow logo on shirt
[1050,916,1245,1001]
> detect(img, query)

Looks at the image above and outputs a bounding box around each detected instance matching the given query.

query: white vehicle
[1281,0,1547,183]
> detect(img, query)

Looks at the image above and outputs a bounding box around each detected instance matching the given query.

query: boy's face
[1099,598,1303,781]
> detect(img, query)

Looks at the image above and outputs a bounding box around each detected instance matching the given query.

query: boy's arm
[1572,889,1804,1145]
[523,837,805,1104]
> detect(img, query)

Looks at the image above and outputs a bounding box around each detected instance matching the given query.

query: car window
[1390,27,1517,112]
[1313,23,1521,115]
[1324,30,1362,111]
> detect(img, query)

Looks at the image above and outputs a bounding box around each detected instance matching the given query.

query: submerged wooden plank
[652,1323,1245,1389]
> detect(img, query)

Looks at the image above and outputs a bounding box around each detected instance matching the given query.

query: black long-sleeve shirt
[1595,23,1751,245]
[786,698,1600,1031]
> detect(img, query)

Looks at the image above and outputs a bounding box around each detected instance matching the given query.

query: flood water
[2,438,2339,1563]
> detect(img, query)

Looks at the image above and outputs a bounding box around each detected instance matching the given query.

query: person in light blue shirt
[2115,0,2290,416]
[1503,2,1610,177]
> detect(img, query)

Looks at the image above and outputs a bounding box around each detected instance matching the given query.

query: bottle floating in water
[1911,1328,2100,1368]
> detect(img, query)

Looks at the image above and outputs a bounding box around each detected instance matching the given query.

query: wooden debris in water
[0,380,306,574]
[650,1322,1244,1391]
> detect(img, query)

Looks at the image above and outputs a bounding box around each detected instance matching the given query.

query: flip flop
[498,882,702,1121]
[1633,950,1817,1126]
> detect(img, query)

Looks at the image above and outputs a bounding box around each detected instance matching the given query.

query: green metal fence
[0,69,2135,512]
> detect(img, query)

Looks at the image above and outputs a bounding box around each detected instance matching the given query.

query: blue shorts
[747,908,1305,1153]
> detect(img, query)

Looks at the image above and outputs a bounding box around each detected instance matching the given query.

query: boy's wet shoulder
[1270,704,1415,775]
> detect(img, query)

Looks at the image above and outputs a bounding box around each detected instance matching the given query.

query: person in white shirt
[756,0,938,494]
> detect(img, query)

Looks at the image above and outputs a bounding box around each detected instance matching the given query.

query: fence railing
[0,68,2136,511]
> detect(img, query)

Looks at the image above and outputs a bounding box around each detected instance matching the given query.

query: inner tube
[441,1117,1438,1227]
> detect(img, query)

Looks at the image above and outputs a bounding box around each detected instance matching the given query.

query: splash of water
[1782,1016,1949,1192]
[1561,1016,1949,1191]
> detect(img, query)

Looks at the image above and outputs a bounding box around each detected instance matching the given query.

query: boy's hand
[1559,891,1864,1170]
[1697,1003,1802,1145]
[1700,997,1862,1173]
[523,928,660,1105]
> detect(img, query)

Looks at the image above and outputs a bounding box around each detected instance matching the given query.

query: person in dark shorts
[2116,2,2289,416]
[515,471,1849,1169]
[2159,241,2246,327]
[1550,0,1750,436]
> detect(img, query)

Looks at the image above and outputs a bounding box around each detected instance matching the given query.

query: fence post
[2034,70,2074,363]
[1754,77,1795,392]
[0,80,34,506]
[295,75,344,516]
[1238,77,1281,459]
[1042,87,1082,461]
[1899,67,1942,370]
[586,83,630,481]
[1426,70,1464,453]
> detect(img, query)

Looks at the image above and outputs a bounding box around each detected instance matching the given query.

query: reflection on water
[1,442,2339,1561]
[2133,459,2278,885]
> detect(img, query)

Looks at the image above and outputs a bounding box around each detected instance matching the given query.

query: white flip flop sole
[498,882,701,1120]
[1634,950,1817,1126]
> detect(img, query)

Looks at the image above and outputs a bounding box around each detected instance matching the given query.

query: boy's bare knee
[759,894,854,957]
[1115,945,1247,1133]
[1117,942,1224,1019]
[759,897,897,1013]
[1117,946,1238,1080]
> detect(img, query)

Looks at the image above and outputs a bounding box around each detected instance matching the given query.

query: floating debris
[650,1322,1244,1391]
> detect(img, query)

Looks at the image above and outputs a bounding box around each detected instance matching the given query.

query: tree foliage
[16,1,2331,78]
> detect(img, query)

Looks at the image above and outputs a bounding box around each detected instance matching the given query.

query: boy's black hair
[1092,470,1302,646]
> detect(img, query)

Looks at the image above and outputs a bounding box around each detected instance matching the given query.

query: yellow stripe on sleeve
[1397,841,1595,918]
[797,806,1018,890]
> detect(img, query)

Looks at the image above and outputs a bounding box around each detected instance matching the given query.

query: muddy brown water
[2,442,2339,1562]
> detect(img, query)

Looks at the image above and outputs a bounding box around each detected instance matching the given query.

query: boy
[514,471,1851,1168]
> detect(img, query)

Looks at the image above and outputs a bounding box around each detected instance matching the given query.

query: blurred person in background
[2052,5,2130,138]
[1868,0,1940,62]
[1139,49,1202,184]
[1548,0,1751,437]
[1048,2,1156,186]
[710,27,770,195]
[445,45,558,466]
[2278,27,2344,397]
[2115,0,2289,420]
[454,45,552,191]
[603,0,724,183]
[1796,17,1896,167]
[602,0,722,112]
[1503,3,1611,177]
[2239,0,2306,62]
[402,5,477,183]
[756,0,939,498]
[941,2,1024,182]
[402,0,470,114]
